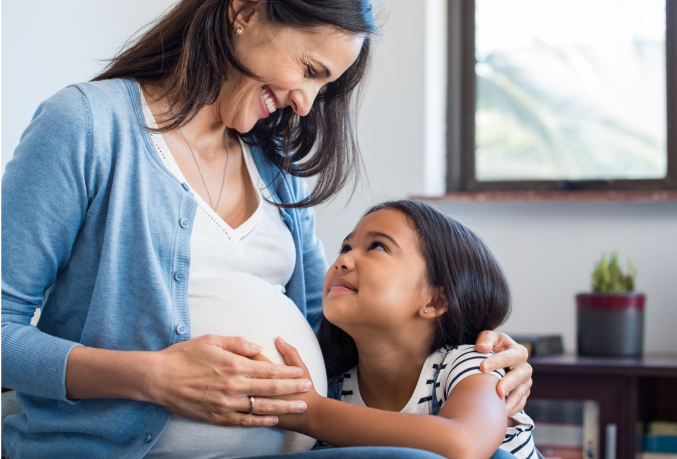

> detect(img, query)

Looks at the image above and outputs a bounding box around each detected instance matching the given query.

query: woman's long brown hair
[93,0,378,208]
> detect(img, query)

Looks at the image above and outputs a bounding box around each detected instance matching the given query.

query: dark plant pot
[576,293,645,357]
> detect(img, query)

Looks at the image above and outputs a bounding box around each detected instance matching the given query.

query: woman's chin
[233,117,263,134]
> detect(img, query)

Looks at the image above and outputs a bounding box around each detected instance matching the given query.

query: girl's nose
[333,253,354,272]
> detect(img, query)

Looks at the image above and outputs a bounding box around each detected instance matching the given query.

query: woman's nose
[288,86,318,117]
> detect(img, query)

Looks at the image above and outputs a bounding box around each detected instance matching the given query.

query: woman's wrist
[65,346,158,402]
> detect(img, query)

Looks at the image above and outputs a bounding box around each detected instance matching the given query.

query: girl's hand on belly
[145,335,313,427]
[263,337,323,432]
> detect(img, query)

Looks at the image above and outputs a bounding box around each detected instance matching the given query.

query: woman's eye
[339,244,351,254]
[306,65,315,79]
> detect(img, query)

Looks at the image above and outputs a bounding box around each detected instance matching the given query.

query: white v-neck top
[140,87,327,459]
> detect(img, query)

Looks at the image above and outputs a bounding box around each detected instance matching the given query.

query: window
[446,0,677,192]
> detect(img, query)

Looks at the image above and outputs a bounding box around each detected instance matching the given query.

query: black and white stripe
[436,345,536,459]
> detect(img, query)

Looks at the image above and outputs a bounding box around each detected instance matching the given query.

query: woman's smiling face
[323,209,434,337]
[219,10,365,133]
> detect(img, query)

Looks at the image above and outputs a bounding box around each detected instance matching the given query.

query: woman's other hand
[146,335,312,427]
[474,330,532,417]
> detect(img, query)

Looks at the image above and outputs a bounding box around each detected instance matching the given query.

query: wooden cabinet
[528,355,677,459]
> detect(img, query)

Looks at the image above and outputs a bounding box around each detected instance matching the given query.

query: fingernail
[270,417,279,426]
[251,342,263,351]
[304,380,312,390]
[477,342,490,347]
[278,337,287,344]
[297,369,305,378]
[505,405,511,415]
[297,402,307,412]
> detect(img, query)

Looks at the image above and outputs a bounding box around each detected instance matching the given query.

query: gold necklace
[180,127,230,213]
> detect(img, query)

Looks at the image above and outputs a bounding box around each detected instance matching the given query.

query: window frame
[446,0,677,193]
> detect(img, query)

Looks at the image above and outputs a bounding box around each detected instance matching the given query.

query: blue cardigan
[1,78,328,459]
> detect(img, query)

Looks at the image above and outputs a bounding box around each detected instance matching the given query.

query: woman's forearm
[299,397,485,459]
[65,346,155,402]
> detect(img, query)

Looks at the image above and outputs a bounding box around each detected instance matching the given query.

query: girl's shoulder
[432,344,506,396]
[432,343,490,365]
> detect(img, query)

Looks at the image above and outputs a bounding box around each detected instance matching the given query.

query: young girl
[271,200,536,459]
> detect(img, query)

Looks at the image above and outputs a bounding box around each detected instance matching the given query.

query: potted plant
[576,252,645,357]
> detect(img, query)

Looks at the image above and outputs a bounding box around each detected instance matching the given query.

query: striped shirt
[338,344,536,459]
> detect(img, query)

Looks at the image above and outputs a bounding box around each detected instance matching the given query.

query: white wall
[431,200,677,354]
[4,0,676,353]
[2,0,176,171]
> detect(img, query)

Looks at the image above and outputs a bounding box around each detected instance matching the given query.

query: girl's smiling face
[323,208,439,338]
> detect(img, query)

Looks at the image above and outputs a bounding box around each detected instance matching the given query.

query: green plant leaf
[591,252,636,293]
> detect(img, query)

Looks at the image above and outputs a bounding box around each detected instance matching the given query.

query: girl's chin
[322,305,352,329]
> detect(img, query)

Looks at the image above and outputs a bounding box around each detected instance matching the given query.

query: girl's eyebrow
[342,231,400,249]
[365,231,400,249]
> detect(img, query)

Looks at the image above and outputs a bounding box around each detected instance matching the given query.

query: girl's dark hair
[318,200,512,377]
[93,0,378,208]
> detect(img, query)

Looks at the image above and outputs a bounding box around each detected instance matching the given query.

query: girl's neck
[353,333,432,412]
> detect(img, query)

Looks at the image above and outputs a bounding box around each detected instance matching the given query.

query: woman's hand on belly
[146,335,313,427]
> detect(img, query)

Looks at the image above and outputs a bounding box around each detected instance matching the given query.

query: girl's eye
[339,244,351,254]
[306,65,315,79]
[369,241,386,252]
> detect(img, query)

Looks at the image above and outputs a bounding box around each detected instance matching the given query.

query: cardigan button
[176,324,187,335]
[174,271,185,282]
[179,218,189,229]
[144,433,153,443]
[182,182,190,191]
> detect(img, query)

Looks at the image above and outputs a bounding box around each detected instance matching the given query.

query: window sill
[415,191,677,203]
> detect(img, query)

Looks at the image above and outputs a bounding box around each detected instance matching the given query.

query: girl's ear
[419,287,448,319]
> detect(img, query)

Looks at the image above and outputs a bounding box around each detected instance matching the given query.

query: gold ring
[249,396,255,414]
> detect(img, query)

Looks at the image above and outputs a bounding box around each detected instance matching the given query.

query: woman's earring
[424,309,428,314]
[236,27,242,37]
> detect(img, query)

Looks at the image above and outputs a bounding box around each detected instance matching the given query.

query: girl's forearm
[65,346,155,402]
[299,397,481,459]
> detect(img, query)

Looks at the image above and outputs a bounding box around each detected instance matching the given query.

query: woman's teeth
[261,87,277,113]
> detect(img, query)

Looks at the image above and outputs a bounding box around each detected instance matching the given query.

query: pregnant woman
[1,1,533,458]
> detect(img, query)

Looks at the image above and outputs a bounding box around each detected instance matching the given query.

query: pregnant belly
[148,276,327,459]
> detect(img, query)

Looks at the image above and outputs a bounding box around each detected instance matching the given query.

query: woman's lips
[329,277,357,293]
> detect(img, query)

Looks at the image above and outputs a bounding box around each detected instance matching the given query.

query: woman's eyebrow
[312,59,332,78]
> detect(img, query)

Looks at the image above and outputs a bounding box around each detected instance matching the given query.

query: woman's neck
[141,82,228,156]
[352,328,432,412]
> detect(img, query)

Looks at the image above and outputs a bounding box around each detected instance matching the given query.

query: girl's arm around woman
[275,339,507,459]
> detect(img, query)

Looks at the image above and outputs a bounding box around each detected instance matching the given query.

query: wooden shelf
[529,354,677,377]
[414,191,677,203]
